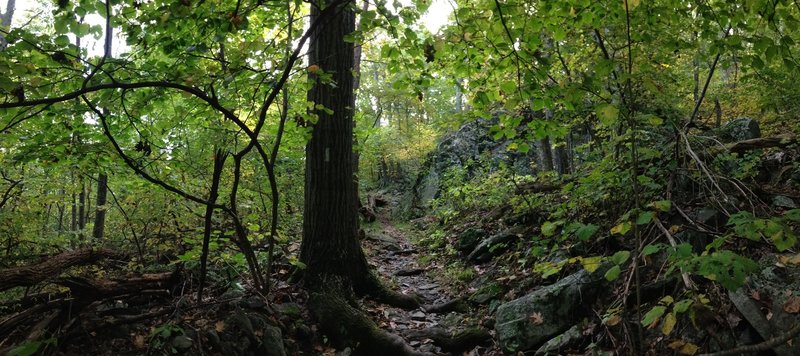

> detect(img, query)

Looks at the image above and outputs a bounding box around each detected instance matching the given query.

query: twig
[652,217,695,290]
[700,323,800,356]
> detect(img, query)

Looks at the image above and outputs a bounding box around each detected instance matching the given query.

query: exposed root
[423,298,469,313]
[404,326,492,353]
[308,277,432,356]
[360,273,420,310]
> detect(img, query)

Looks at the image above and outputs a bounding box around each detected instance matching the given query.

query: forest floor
[359,197,498,355]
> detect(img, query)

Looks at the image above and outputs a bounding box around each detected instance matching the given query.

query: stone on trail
[494,266,609,353]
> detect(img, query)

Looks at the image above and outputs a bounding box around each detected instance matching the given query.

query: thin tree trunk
[714,96,722,128]
[0,0,16,50]
[553,143,569,175]
[197,150,226,301]
[92,173,108,240]
[538,136,554,172]
[78,178,86,237]
[455,79,463,112]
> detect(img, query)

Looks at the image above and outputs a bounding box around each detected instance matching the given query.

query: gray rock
[412,117,540,209]
[727,256,800,356]
[457,228,486,254]
[535,324,582,355]
[772,195,797,209]
[469,282,505,304]
[717,117,761,142]
[171,335,193,351]
[495,266,609,353]
[261,325,287,356]
[274,302,302,319]
[467,226,525,263]
[368,233,400,251]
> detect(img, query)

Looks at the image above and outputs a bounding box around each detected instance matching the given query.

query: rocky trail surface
[360,201,496,355]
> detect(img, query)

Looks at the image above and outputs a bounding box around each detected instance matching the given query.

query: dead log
[0,248,126,292]
[56,270,179,300]
[727,135,796,154]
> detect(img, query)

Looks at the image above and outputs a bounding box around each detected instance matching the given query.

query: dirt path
[360,202,496,355]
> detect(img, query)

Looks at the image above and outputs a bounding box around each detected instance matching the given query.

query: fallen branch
[0,248,126,292]
[653,217,695,290]
[56,270,179,300]
[727,135,796,154]
[700,322,800,356]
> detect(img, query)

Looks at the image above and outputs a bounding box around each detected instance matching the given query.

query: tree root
[423,298,469,313]
[360,273,420,310]
[308,284,433,356]
[404,326,492,353]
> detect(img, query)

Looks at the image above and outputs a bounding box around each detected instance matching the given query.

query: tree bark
[0,0,15,50]
[538,136,554,171]
[300,1,422,353]
[91,173,108,240]
[300,0,370,290]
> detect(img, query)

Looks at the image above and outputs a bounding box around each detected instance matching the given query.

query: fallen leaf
[661,312,677,335]
[784,296,800,313]
[133,334,146,349]
[778,253,800,266]
[529,312,544,325]
[668,340,699,355]
[605,314,622,326]
[215,321,225,332]
[751,289,761,301]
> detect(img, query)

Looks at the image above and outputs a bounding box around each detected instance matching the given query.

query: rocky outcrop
[412,118,539,209]
[727,256,800,356]
[494,266,610,353]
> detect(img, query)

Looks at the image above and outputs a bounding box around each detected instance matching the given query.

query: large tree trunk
[300,1,421,354]
[300,0,370,290]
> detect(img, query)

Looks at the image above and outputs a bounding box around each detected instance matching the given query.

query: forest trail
[360,195,496,355]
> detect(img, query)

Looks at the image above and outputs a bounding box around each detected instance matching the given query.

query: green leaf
[636,211,654,225]
[611,221,631,235]
[772,230,797,251]
[541,221,559,237]
[575,224,599,241]
[596,104,619,126]
[641,306,666,326]
[649,200,672,212]
[610,250,631,265]
[604,265,621,281]
[673,299,693,313]
[642,244,664,256]
[579,256,603,273]
[8,341,44,356]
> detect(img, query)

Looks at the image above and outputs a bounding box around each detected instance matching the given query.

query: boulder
[535,324,583,355]
[495,266,609,353]
[456,228,486,254]
[772,195,797,209]
[717,118,761,142]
